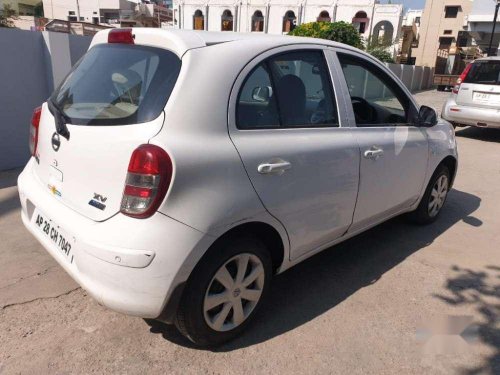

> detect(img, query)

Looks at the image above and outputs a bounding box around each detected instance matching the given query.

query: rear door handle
[364,147,384,160]
[258,160,291,175]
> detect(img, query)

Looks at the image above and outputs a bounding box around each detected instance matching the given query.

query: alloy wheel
[428,174,449,217]
[203,253,265,332]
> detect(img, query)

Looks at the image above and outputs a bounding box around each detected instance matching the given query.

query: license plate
[473,92,500,105]
[32,210,74,263]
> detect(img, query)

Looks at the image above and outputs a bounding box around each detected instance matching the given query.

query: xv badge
[93,193,107,203]
[88,193,107,211]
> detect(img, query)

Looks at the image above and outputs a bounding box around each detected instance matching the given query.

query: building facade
[42,0,135,25]
[397,9,422,65]
[413,0,473,67]
[1,0,40,16]
[402,9,421,34]
[172,0,402,46]
[42,0,173,28]
[466,0,500,56]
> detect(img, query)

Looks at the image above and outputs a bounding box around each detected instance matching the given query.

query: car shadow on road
[0,190,21,218]
[0,168,22,219]
[146,188,482,351]
[455,127,500,143]
[433,264,500,374]
[0,168,22,190]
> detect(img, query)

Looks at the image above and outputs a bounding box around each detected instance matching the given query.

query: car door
[228,47,360,261]
[333,50,429,232]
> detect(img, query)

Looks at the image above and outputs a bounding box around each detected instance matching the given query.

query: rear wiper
[48,99,70,140]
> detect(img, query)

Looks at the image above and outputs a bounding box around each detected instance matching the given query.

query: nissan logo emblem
[51,132,61,152]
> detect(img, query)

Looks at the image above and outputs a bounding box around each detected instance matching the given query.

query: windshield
[464,61,500,86]
[51,44,181,126]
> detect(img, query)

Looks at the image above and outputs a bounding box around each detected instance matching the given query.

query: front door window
[337,52,416,126]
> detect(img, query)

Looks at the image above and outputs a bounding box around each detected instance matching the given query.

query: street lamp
[487,0,500,56]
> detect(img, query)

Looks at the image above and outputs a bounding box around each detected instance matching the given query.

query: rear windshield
[464,61,500,85]
[51,44,181,125]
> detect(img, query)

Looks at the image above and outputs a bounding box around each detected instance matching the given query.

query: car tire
[175,236,272,347]
[408,164,450,225]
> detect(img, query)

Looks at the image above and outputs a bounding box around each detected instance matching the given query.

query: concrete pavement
[0,90,498,374]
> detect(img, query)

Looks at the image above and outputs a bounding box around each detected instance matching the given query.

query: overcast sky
[379,0,427,10]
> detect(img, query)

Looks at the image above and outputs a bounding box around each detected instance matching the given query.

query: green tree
[365,35,395,63]
[0,4,18,28]
[288,21,363,49]
[366,48,394,63]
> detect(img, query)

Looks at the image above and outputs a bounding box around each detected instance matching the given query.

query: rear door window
[51,44,181,126]
[237,64,281,129]
[464,61,500,85]
[268,51,338,127]
[237,50,338,129]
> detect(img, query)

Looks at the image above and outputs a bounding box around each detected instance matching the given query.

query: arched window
[252,10,264,32]
[373,21,394,45]
[282,10,296,32]
[352,11,368,33]
[221,9,233,31]
[193,9,204,30]
[317,10,331,22]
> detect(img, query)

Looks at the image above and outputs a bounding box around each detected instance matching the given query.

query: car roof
[474,56,500,62]
[90,28,359,57]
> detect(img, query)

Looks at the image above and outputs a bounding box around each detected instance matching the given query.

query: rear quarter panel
[150,41,289,242]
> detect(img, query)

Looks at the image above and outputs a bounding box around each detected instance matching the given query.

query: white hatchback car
[442,57,500,129]
[18,28,458,346]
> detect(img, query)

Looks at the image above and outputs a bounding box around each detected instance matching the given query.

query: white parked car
[18,29,458,346]
[442,56,500,129]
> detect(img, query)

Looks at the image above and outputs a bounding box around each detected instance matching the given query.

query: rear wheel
[409,164,450,224]
[175,237,272,347]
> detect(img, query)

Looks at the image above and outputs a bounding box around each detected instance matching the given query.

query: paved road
[1,90,499,374]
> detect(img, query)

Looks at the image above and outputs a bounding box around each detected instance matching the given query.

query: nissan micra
[18,28,458,346]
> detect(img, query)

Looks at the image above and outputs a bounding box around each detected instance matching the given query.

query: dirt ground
[0,90,499,374]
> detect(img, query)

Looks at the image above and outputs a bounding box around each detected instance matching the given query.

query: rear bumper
[18,159,211,319]
[442,96,500,129]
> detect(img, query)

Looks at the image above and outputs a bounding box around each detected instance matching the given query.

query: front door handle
[364,146,384,160]
[258,160,292,175]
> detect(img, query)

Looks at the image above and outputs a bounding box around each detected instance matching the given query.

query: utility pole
[76,0,81,21]
[487,0,500,56]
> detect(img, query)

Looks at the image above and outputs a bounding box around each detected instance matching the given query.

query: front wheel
[409,164,450,224]
[175,237,272,347]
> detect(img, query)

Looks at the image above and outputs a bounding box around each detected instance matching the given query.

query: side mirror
[418,105,438,127]
[252,86,271,102]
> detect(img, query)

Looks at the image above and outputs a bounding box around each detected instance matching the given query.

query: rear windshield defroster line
[50,44,182,126]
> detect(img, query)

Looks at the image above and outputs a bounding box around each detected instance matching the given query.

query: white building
[403,9,422,26]
[172,0,402,44]
[42,0,174,28]
[42,0,136,24]
[402,8,421,35]
[466,0,500,55]
[395,8,422,64]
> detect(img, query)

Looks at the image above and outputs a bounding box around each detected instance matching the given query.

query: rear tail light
[120,144,172,219]
[29,106,42,156]
[452,63,473,94]
[108,28,135,44]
